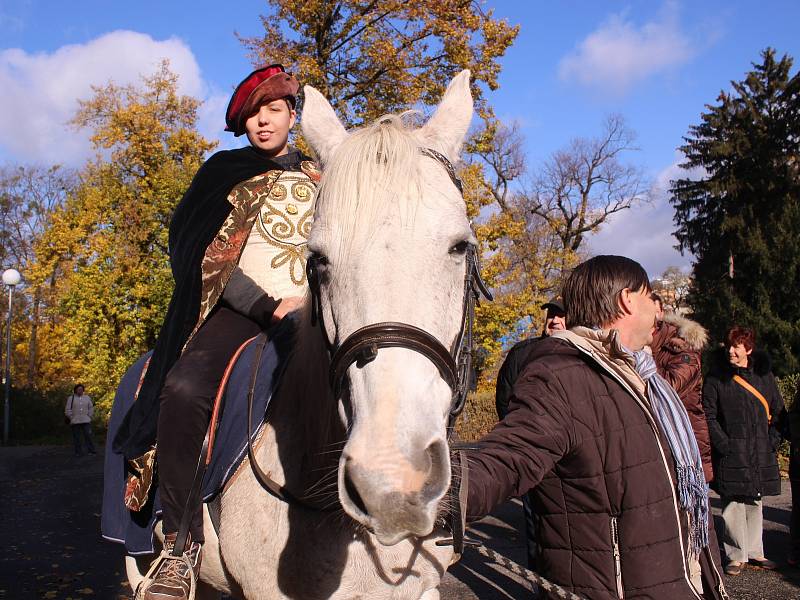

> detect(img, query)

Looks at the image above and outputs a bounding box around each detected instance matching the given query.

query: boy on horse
[113,64,320,600]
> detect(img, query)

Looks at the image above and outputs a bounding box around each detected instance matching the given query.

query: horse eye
[449,240,470,255]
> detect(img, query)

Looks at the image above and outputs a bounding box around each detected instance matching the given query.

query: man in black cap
[495,297,565,419]
[493,296,565,577]
[117,64,321,600]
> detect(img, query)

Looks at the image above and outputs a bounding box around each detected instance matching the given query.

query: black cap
[541,296,565,313]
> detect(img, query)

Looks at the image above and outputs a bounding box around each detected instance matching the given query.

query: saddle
[123,331,257,513]
[101,327,288,555]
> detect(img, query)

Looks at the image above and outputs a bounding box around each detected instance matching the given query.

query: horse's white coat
[130,70,474,599]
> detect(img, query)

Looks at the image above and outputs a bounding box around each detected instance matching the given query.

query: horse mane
[314,113,423,262]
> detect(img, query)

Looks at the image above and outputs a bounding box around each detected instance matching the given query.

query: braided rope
[473,544,587,600]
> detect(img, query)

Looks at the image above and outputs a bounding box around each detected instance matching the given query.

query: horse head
[302,71,474,546]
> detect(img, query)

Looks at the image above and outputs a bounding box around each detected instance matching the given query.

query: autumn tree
[464,120,569,384]
[240,0,519,125]
[524,114,650,259]
[28,62,216,412]
[0,165,75,385]
[670,49,800,374]
[242,1,542,386]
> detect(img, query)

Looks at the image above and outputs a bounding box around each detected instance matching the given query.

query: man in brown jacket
[649,296,713,482]
[467,256,726,599]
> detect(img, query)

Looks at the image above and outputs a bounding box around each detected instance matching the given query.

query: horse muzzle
[338,438,450,545]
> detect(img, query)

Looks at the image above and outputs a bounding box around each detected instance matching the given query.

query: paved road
[1,444,798,599]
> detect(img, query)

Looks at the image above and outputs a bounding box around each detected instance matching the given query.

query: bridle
[245,147,491,553]
[306,147,492,430]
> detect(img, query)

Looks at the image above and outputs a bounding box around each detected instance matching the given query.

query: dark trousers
[157,307,261,543]
[71,423,95,455]
[522,493,544,598]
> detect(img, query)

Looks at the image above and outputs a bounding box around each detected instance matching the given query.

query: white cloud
[0,30,229,166]
[587,157,702,277]
[558,2,693,95]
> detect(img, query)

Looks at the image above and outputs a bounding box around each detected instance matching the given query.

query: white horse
[127,69,476,599]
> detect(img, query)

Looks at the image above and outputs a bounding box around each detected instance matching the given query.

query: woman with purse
[65,384,95,456]
[703,326,785,575]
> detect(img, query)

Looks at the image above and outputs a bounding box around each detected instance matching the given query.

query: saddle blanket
[101,324,291,555]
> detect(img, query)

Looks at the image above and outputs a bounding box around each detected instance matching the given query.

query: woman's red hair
[725,326,755,351]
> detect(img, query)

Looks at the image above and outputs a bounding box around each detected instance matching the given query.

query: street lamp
[2,268,21,445]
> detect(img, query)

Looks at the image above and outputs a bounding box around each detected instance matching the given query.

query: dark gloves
[222,267,281,328]
[247,294,281,329]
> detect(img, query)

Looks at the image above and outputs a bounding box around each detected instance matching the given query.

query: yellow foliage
[462,137,577,391]
[241,0,519,127]
[455,390,498,441]
[27,62,216,417]
[242,3,579,392]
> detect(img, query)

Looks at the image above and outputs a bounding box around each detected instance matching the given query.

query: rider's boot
[138,532,202,600]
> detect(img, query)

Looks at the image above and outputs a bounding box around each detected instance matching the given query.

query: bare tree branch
[522,114,650,253]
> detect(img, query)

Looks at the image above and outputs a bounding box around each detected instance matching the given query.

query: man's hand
[271,296,304,323]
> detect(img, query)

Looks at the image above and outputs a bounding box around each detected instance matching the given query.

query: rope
[472,544,587,600]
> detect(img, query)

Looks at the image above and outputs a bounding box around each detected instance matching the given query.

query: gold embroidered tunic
[237,169,316,299]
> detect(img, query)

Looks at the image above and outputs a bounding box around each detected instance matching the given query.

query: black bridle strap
[420,147,463,194]
[325,243,490,424]
[329,322,458,397]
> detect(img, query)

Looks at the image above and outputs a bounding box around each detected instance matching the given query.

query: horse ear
[301,85,348,165]
[419,70,473,160]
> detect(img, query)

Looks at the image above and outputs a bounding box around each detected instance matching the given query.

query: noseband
[307,147,492,426]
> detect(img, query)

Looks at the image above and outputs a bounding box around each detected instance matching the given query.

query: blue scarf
[632,349,709,557]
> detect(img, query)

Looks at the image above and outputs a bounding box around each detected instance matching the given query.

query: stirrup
[133,546,197,600]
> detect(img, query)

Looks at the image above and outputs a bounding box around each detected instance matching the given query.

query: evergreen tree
[670,49,800,374]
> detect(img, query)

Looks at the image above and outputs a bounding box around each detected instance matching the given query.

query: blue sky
[2,1,799,276]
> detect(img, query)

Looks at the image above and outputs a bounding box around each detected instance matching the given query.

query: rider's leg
[140,308,260,599]
[157,306,261,544]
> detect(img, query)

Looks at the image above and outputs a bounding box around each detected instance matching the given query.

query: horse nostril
[419,439,449,504]
[343,459,370,517]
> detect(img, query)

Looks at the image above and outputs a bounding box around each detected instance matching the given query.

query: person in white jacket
[65,384,95,456]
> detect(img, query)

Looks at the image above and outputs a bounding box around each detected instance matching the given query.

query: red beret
[225,64,299,136]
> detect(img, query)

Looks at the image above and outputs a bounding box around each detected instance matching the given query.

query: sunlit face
[244,99,297,156]
[728,343,752,368]
[628,287,658,349]
[544,309,566,336]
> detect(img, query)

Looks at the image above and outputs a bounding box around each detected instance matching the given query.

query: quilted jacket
[467,330,726,599]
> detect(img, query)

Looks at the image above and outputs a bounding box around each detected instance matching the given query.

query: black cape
[113,146,310,460]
